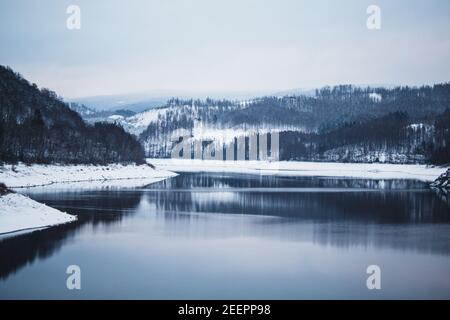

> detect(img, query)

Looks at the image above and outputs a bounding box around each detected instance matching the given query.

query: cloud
[1,0,449,97]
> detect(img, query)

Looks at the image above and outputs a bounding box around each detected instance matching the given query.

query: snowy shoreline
[149,159,447,182]
[1,160,446,236]
[0,163,177,189]
[0,163,177,236]
[0,192,77,235]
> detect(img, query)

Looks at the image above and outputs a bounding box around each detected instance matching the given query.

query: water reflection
[0,190,143,280]
[146,173,428,190]
[1,173,450,298]
[145,173,449,224]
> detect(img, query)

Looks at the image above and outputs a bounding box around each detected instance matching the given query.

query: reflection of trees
[312,223,450,255]
[0,190,143,280]
[0,222,79,280]
[147,173,450,254]
[433,189,450,207]
[1,173,449,281]
[147,173,427,190]
[147,174,449,224]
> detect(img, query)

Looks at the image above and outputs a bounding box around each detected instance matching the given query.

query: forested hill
[0,65,145,164]
[279,110,450,164]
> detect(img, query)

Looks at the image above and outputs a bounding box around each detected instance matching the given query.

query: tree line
[0,65,145,165]
[279,110,449,164]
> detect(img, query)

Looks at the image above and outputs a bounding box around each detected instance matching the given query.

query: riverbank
[0,188,76,235]
[149,159,447,182]
[0,163,177,236]
[0,163,177,189]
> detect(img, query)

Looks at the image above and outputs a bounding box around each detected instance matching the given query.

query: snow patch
[0,193,77,235]
[108,115,124,121]
[369,92,382,102]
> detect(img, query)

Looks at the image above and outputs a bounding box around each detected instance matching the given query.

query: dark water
[1,173,450,299]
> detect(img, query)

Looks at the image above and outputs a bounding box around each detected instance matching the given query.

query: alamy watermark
[66,5,81,30]
[366,265,381,290]
[367,5,381,30]
[170,129,279,162]
[66,265,81,290]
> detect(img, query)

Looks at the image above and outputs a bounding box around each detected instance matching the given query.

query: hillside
[93,84,449,164]
[38,72,450,165]
[279,111,449,163]
[0,65,145,164]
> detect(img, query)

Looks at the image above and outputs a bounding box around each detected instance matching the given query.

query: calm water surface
[1,173,450,299]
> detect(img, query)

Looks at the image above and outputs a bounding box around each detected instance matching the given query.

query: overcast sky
[0,0,449,98]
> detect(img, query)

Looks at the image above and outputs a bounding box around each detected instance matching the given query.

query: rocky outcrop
[0,183,11,196]
[430,169,450,190]
[430,169,450,206]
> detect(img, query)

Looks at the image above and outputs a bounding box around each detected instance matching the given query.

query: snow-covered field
[149,158,447,182]
[0,192,76,235]
[0,163,177,189]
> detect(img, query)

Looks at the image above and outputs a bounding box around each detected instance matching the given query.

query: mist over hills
[69,84,399,113]
[70,93,168,113]
[69,88,321,113]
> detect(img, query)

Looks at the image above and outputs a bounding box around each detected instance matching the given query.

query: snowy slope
[0,192,77,234]
[0,163,178,235]
[130,101,309,157]
[108,102,248,136]
[120,107,171,135]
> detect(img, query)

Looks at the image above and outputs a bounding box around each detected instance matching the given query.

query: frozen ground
[0,163,177,189]
[149,159,447,182]
[0,192,77,235]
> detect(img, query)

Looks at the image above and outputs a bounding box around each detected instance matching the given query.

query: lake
[1,172,450,299]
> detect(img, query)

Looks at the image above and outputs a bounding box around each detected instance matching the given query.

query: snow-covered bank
[21,177,172,193]
[149,159,447,182]
[0,192,76,235]
[0,163,177,189]
[0,163,177,236]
